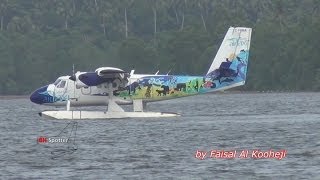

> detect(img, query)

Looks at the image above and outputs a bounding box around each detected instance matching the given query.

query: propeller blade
[69,75,76,81]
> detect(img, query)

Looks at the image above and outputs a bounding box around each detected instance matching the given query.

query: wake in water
[49,121,78,159]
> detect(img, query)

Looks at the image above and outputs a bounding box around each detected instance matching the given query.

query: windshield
[56,80,66,88]
[53,79,61,86]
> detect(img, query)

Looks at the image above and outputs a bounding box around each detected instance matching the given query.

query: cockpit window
[54,79,61,86]
[56,80,66,88]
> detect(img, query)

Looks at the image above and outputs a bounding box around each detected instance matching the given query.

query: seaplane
[30,27,252,120]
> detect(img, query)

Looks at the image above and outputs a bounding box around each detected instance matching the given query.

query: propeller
[69,64,76,81]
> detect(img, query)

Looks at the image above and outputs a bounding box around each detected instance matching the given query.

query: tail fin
[206,27,252,89]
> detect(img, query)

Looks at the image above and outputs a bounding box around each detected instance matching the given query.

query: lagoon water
[1,92,320,179]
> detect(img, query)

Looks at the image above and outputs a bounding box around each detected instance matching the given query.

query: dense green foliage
[0,0,319,94]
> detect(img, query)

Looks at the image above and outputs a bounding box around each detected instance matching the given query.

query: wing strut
[106,82,125,112]
[66,100,71,111]
[133,99,146,112]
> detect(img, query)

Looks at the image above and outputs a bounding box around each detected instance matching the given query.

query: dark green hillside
[0,0,319,94]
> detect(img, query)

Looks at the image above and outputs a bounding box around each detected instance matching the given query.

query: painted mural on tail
[118,27,252,101]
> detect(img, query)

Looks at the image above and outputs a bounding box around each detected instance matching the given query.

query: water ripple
[0,93,320,179]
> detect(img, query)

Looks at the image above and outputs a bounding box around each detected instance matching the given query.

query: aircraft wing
[96,67,127,78]
[70,67,130,89]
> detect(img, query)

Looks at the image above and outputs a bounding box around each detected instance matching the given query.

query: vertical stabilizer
[206,27,252,87]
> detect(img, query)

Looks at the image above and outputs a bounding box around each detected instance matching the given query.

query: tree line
[0,0,319,94]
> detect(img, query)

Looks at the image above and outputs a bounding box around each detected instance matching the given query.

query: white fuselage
[40,74,162,107]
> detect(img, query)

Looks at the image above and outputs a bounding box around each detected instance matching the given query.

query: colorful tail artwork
[117,27,252,101]
[206,27,252,90]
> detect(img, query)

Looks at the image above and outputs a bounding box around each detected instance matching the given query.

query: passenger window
[57,80,66,88]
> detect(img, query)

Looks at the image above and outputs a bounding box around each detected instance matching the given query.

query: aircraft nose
[30,85,49,104]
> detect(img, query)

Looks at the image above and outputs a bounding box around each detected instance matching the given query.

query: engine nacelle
[70,68,130,89]
[69,71,89,88]
[95,67,129,89]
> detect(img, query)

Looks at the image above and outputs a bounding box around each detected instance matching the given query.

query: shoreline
[1,91,319,99]
[0,95,29,99]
